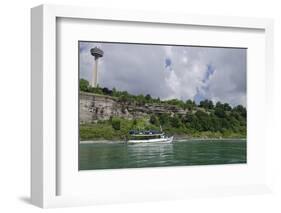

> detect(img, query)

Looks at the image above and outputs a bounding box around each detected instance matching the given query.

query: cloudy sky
[79,41,246,107]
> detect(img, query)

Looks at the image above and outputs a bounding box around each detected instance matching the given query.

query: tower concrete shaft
[92,58,99,87]
[90,47,103,87]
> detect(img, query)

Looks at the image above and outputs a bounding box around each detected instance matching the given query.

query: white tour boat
[127,130,174,143]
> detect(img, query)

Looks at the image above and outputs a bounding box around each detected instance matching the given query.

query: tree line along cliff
[79,79,247,140]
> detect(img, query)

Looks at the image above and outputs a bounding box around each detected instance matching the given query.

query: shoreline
[80,137,246,144]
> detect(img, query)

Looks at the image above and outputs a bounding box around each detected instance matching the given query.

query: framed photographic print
[78,41,247,170]
[31,4,274,208]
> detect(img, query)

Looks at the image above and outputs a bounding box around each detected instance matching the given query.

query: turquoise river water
[79,139,246,170]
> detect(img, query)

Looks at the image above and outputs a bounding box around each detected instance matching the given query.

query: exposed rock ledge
[79,92,189,124]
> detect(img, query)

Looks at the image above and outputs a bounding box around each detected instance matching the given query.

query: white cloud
[79,42,246,107]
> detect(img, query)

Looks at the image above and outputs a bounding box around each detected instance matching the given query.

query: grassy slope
[80,119,246,141]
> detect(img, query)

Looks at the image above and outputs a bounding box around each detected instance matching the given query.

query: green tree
[112,87,118,96]
[150,114,159,126]
[214,107,226,118]
[210,113,221,132]
[159,113,170,126]
[199,99,214,109]
[120,95,129,103]
[133,119,137,126]
[215,101,223,109]
[135,94,145,105]
[223,103,232,111]
[214,101,226,118]
[185,100,195,110]
[195,111,211,131]
[233,105,247,118]
[111,118,121,130]
[170,116,182,128]
[189,114,203,131]
[145,94,152,102]
[79,79,89,92]
[102,87,112,95]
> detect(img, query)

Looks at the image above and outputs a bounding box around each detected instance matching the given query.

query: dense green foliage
[80,117,159,140]
[110,117,121,130]
[79,79,247,140]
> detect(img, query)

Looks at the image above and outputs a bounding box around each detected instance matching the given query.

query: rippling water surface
[79,140,246,170]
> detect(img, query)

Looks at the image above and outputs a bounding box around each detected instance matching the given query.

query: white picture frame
[31,4,274,208]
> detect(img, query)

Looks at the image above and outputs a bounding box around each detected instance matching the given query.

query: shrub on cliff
[111,118,121,130]
[150,114,159,126]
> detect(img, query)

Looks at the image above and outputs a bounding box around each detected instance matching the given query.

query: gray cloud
[79,42,246,107]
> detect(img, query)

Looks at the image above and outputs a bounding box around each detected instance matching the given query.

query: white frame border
[31,4,274,208]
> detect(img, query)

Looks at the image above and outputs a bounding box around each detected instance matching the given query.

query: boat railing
[130,133,164,137]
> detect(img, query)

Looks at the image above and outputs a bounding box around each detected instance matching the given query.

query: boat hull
[128,136,174,144]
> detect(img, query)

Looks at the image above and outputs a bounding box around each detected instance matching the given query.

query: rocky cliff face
[80,92,188,123]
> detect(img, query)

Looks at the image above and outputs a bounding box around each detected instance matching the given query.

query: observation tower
[90,47,104,87]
